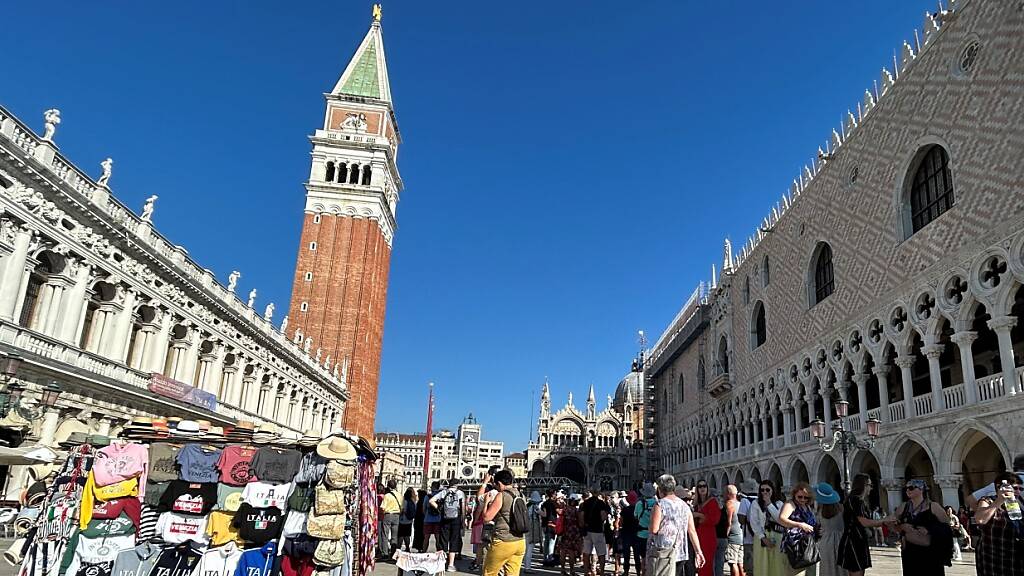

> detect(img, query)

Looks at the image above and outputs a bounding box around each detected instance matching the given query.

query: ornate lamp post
[811,399,880,493]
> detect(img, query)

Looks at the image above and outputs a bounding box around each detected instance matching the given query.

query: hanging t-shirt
[206,511,246,546]
[294,452,327,485]
[249,447,302,484]
[74,562,113,576]
[138,505,159,543]
[92,497,142,529]
[81,513,137,538]
[194,541,243,576]
[217,445,258,485]
[93,443,150,496]
[233,503,283,545]
[159,480,218,515]
[111,542,162,576]
[177,444,222,483]
[241,482,293,510]
[217,484,244,512]
[148,444,182,483]
[233,541,277,576]
[151,542,204,576]
[155,511,210,544]
[65,533,137,576]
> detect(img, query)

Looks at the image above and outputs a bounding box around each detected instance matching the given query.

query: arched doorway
[790,458,809,487]
[951,428,1006,497]
[720,472,730,492]
[768,463,784,493]
[750,466,762,483]
[816,454,841,488]
[595,458,620,491]
[894,439,939,504]
[531,460,546,477]
[553,457,587,486]
[852,450,883,511]
[734,469,745,488]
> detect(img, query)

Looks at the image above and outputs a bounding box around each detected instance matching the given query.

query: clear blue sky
[4,1,933,449]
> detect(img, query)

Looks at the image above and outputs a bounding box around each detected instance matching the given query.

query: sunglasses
[796,495,810,501]
[759,488,773,493]
[905,486,920,491]
[697,485,708,489]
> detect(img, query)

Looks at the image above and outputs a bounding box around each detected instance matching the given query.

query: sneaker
[446,567,456,572]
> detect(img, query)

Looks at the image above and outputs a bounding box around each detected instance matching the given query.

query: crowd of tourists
[375,460,1023,576]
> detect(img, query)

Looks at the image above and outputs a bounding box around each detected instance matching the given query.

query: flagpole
[422,382,434,489]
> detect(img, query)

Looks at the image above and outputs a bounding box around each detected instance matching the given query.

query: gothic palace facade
[648,0,1024,513]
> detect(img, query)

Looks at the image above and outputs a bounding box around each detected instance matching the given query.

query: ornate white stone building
[0,103,348,461]
[647,0,1024,513]
[527,373,648,490]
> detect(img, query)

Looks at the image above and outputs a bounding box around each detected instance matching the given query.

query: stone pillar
[208,344,226,396]
[951,331,979,404]
[0,227,32,322]
[41,280,68,336]
[145,310,173,374]
[852,374,869,428]
[988,315,1019,395]
[39,409,61,447]
[807,392,817,422]
[182,329,202,385]
[275,388,289,423]
[58,261,92,343]
[108,289,137,362]
[895,355,915,417]
[760,417,768,452]
[922,344,945,411]
[784,404,795,444]
[934,475,961,509]
[873,366,891,423]
[84,307,111,354]
[96,417,112,437]
[881,479,903,515]
[820,386,832,431]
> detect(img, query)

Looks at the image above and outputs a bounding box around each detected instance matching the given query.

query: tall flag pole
[422,382,434,488]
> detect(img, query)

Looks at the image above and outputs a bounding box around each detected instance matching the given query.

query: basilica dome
[613,371,643,407]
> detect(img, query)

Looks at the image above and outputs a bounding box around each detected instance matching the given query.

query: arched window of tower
[349,164,361,184]
[337,163,348,183]
[325,161,335,182]
[361,165,371,185]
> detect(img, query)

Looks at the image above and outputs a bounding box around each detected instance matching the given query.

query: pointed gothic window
[811,242,835,306]
[325,161,335,182]
[678,374,685,404]
[361,165,372,185]
[349,164,361,184]
[751,301,767,349]
[762,255,770,286]
[909,145,955,233]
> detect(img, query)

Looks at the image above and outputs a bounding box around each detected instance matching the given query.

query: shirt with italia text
[233,503,283,545]
[233,541,277,576]
[151,542,203,576]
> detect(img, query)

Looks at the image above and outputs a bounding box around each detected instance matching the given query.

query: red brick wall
[287,212,392,437]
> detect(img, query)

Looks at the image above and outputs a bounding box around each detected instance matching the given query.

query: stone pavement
[368,539,978,576]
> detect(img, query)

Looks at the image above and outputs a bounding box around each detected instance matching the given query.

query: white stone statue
[42,109,61,141]
[247,288,257,308]
[324,356,332,370]
[293,328,303,345]
[263,302,274,321]
[340,112,367,132]
[280,315,289,333]
[98,158,113,186]
[315,348,322,363]
[303,337,312,354]
[227,271,241,292]
[141,195,158,222]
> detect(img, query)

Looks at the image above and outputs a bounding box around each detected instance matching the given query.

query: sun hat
[814,482,840,505]
[316,435,358,461]
[297,429,322,447]
[740,479,759,496]
[640,482,656,498]
[530,491,543,503]
[172,420,202,436]
[201,426,226,441]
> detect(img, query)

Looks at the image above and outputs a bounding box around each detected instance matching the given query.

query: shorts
[725,543,744,565]
[423,523,440,537]
[583,532,607,556]
[438,518,463,553]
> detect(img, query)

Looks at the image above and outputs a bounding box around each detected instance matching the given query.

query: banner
[149,373,218,411]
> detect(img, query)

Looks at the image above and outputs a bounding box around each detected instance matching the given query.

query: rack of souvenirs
[9,417,380,576]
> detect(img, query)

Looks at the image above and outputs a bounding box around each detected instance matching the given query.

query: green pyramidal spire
[332,16,392,104]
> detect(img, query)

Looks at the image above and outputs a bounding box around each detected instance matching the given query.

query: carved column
[58,260,92,343]
[41,278,71,337]
[11,253,38,323]
[108,288,137,362]
[852,373,869,428]
[895,355,916,418]
[988,315,1019,395]
[873,366,891,423]
[181,328,202,385]
[208,344,226,396]
[0,227,32,321]
[950,331,978,404]
[145,309,173,374]
[922,344,945,411]
[783,403,795,445]
[820,385,832,431]
[275,386,290,423]
[934,475,961,509]
[772,409,782,447]
[39,408,62,447]
[807,391,817,423]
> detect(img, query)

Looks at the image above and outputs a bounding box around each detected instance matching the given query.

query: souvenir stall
[10,417,380,576]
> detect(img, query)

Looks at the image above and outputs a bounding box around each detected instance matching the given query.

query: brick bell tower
[287,5,403,438]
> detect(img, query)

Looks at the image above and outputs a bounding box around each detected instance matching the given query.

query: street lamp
[40,382,62,408]
[811,399,881,494]
[0,353,22,381]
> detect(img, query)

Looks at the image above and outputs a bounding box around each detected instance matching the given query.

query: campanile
[287,5,403,438]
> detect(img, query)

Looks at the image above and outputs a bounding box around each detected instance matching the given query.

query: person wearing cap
[893,479,951,575]
[579,487,611,576]
[429,479,466,572]
[422,480,443,553]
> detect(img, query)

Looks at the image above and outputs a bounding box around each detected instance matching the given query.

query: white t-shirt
[241,481,294,510]
[66,534,137,576]
[156,511,209,544]
[738,498,753,545]
[283,510,308,538]
[194,542,243,576]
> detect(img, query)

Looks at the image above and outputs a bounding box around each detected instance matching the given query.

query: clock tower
[286,6,403,437]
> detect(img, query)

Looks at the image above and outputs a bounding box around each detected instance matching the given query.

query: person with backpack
[430,480,466,571]
[619,490,643,576]
[636,482,658,570]
[481,469,528,576]
[422,481,443,553]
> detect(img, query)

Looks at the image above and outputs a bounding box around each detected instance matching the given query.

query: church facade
[527,371,648,490]
[647,0,1024,513]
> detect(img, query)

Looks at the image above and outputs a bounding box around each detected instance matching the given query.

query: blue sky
[4,1,934,449]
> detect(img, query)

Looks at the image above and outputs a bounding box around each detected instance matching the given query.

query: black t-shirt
[233,503,283,545]
[153,543,203,576]
[158,480,218,516]
[619,503,639,536]
[249,448,302,484]
[715,500,730,538]
[580,497,611,533]
[541,500,559,524]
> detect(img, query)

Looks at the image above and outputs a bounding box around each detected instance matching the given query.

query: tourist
[636,482,658,570]
[748,480,784,576]
[893,479,951,575]
[523,491,545,573]
[713,489,729,576]
[481,469,526,576]
[473,470,501,571]
[838,474,891,575]
[723,485,745,576]
[413,488,428,552]
[648,474,704,576]
[691,481,721,576]
[429,480,466,571]
[869,509,884,548]
[777,482,816,576]
[398,487,418,552]
[559,494,584,576]
[813,482,844,576]
[542,490,560,564]
[422,480,443,552]
[972,471,1024,575]
[619,490,643,576]
[580,488,611,576]
[379,479,402,558]
[943,507,962,561]
[738,480,758,576]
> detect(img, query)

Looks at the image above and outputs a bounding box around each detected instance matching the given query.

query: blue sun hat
[814,482,841,505]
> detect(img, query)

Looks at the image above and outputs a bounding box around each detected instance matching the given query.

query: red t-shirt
[91,496,142,529]
[217,446,259,485]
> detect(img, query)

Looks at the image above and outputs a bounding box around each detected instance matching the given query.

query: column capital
[872,365,891,377]
[852,374,871,386]
[933,474,960,489]
[894,355,916,369]
[987,315,1017,332]
[950,330,978,346]
[922,344,944,359]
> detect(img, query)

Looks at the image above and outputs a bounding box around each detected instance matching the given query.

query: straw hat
[316,435,358,461]
[172,420,202,437]
[297,429,321,447]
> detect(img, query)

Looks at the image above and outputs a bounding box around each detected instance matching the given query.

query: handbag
[644,520,679,576]
[307,509,347,540]
[323,461,356,488]
[315,484,347,515]
[313,539,347,567]
[784,532,820,570]
[903,526,931,547]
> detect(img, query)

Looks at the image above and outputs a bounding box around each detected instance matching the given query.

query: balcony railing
[942,383,967,409]
[867,408,881,422]
[889,402,906,422]
[977,373,1007,401]
[913,394,933,417]
[707,371,733,398]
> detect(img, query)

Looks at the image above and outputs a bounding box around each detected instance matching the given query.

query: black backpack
[504,489,529,536]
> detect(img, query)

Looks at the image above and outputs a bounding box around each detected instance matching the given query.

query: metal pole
[841,431,852,494]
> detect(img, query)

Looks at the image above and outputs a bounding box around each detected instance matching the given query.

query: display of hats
[316,435,357,461]
[201,426,226,442]
[273,435,298,448]
[297,429,321,447]
[252,422,280,444]
[224,420,255,442]
[171,419,202,437]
